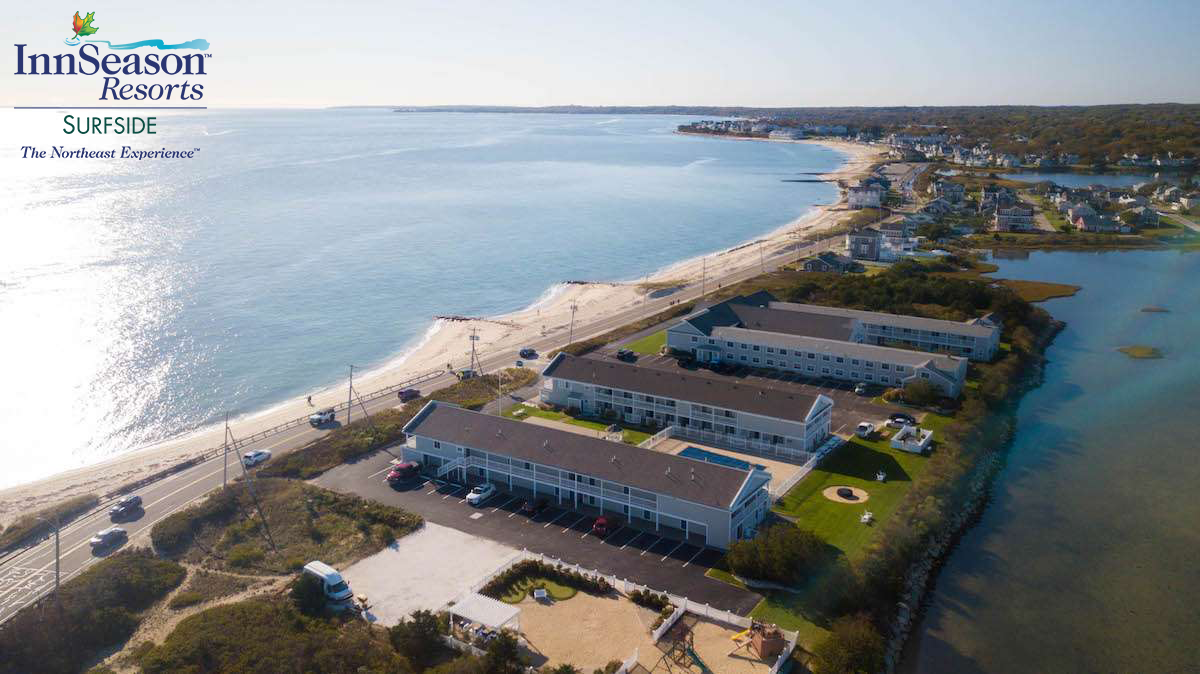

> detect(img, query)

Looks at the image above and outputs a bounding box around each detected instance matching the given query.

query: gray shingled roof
[541,353,821,423]
[403,403,752,510]
[765,301,997,338]
[728,304,856,341]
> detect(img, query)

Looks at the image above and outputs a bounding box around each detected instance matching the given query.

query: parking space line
[367,464,394,479]
[681,547,706,568]
[545,510,571,528]
[639,536,662,555]
[561,514,585,533]
[492,496,518,513]
[602,525,625,542]
[661,541,685,562]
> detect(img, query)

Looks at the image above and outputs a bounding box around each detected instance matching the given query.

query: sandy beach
[0,139,882,527]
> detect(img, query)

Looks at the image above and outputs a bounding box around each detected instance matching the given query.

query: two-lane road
[0,233,841,624]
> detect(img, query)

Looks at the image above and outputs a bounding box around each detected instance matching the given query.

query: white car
[242,449,271,467]
[309,407,336,427]
[856,422,875,439]
[465,483,497,506]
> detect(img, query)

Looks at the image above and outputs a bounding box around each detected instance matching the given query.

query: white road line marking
[682,547,706,568]
[620,532,644,550]
[545,510,571,528]
[639,536,662,556]
[367,464,394,479]
[602,525,625,542]
[561,514,584,533]
[661,541,686,562]
[492,496,517,513]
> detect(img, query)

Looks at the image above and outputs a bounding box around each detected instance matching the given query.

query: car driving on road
[89,526,127,550]
[615,349,636,362]
[242,449,271,467]
[108,494,142,520]
[519,347,537,359]
[309,407,336,426]
[397,388,421,402]
[465,483,496,506]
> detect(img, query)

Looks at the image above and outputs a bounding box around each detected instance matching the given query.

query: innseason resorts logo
[13,11,210,101]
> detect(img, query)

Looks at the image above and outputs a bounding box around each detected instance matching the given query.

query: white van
[302,561,354,603]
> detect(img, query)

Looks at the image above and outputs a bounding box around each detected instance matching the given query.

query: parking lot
[314,453,761,614]
[636,353,902,435]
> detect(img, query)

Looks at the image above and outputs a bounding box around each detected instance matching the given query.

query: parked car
[519,347,537,359]
[615,349,636,362]
[309,407,336,426]
[302,560,355,605]
[856,422,875,439]
[242,449,271,467]
[519,497,548,516]
[854,382,869,396]
[397,388,421,402]
[466,483,497,506]
[591,516,617,537]
[108,494,142,520]
[887,412,917,428]
[386,461,421,485]
[89,526,127,550]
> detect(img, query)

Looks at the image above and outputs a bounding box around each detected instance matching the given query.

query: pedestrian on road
[306,395,312,406]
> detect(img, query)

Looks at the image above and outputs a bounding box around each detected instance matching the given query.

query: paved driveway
[313,454,761,614]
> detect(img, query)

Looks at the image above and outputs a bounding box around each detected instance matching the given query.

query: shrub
[725,523,830,586]
[902,379,939,407]
[226,542,265,568]
[0,549,184,674]
[628,589,671,612]
[151,487,240,555]
[389,609,446,668]
[290,572,326,616]
[0,494,100,552]
[810,614,885,674]
[480,560,611,600]
[168,591,205,610]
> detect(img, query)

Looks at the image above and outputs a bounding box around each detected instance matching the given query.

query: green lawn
[625,330,666,355]
[498,577,577,604]
[772,437,929,563]
[502,405,652,444]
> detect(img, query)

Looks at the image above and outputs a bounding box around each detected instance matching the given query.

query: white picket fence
[616,647,639,674]
[639,425,674,448]
[651,604,686,642]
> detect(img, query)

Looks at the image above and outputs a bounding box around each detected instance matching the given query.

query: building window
[691,336,698,342]
[726,341,734,347]
[433,441,441,449]
[779,349,788,356]
[836,357,844,363]
[881,363,890,370]
[752,357,760,364]
[766,359,774,366]
[766,347,775,354]
[752,345,760,351]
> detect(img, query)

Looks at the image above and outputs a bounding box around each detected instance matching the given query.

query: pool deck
[651,438,805,494]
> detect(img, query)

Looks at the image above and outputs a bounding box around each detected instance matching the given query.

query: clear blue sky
[3,0,1198,107]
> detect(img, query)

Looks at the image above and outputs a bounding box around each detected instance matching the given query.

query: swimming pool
[678,446,766,472]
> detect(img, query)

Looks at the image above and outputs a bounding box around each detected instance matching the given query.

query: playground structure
[653,620,713,673]
[727,620,786,661]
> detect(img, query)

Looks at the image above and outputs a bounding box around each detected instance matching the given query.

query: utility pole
[495,368,503,415]
[568,303,578,344]
[759,240,765,272]
[701,257,707,296]
[36,514,60,598]
[468,328,481,374]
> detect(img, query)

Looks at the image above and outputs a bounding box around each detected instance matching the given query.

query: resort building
[848,184,884,209]
[540,353,834,459]
[402,402,772,548]
[665,293,986,396]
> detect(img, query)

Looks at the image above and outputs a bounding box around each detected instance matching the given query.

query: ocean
[901,249,1200,673]
[0,110,842,487]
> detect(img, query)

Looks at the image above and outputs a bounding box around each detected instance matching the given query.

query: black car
[109,494,142,520]
[888,412,917,426]
[615,349,636,362]
[519,498,548,516]
[518,348,537,360]
[397,388,421,402]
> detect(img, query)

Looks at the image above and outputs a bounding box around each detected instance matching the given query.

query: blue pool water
[679,446,765,471]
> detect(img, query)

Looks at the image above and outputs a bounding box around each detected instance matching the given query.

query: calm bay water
[997,171,1193,188]
[902,249,1200,673]
[0,111,841,487]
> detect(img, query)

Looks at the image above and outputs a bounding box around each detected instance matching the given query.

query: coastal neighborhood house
[846,227,882,261]
[402,402,772,548]
[847,184,884,209]
[540,353,834,459]
[993,203,1036,232]
[802,251,859,273]
[665,293,991,396]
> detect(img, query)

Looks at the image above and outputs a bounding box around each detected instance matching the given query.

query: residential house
[1074,214,1126,233]
[802,251,859,273]
[846,227,882,261]
[993,202,1036,232]
[928,181,965,204]
[848,184,884,209]
[1124,206,1159,228]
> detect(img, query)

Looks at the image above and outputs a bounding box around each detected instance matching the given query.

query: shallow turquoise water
[901,249,1200,672]
[0,110,840,486]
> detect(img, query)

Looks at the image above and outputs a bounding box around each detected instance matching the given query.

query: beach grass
[625,330,666,355]
[1118,345,1162,359]
[0,493,100,552]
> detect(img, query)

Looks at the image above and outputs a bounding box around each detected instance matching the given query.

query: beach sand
[0,139,883,526]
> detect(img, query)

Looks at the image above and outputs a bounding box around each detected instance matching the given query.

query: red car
[591,516,617,537]
[386,461,421,484]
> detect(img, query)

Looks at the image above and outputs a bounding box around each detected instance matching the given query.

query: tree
[916,222,953,241]
[389,609,444,668]
[1118,210,1139,225]
[903,378,939,407]
[546,665,582,674]
[483,631,524,674]
[810,614,885,674]
[289,572,326,616]
[725,523,829,586]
